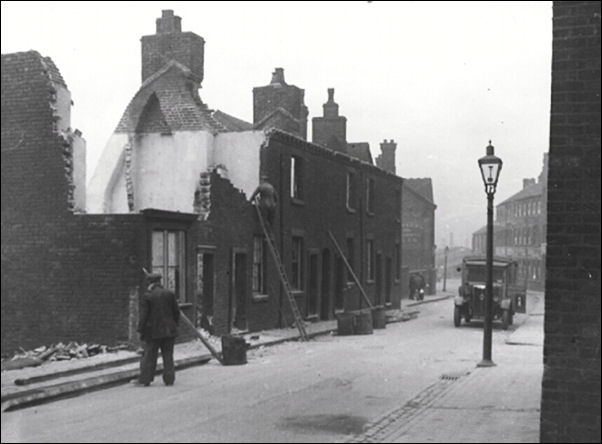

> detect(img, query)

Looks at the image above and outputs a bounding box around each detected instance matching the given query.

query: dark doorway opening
[320,249,331,320]
[308,253,319,317]
[231,252,248,332]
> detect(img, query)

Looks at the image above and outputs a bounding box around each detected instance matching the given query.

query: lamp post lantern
[477,140,502,368]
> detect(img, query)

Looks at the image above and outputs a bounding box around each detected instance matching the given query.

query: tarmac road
[1,287,542,443]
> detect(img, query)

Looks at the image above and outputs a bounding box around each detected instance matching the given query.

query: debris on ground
[1,342,129,371]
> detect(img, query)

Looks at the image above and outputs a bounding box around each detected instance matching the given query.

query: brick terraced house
[2,10,416,352]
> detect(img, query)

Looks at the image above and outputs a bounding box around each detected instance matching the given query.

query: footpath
[347,290,545,443]
[1,295,448,413]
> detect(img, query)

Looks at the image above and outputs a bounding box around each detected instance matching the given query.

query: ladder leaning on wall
[253,202,309,341]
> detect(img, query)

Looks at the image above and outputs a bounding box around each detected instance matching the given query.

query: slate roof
[347,142,373,164]
[498,181,544,206]
[212,110,253,132]
[115,61,225,134]
[404,178,435,205]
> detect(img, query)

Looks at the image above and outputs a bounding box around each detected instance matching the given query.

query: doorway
[307,252,319,317]
[385,257,392,305]
[231,251,248,332]
[334,255,345,311]
[375,253,383,306]
[320,249,331,320]
[196,249,215,333]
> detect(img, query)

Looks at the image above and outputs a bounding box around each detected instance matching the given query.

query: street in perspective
[2,2,600,443]
[2,281,544,443]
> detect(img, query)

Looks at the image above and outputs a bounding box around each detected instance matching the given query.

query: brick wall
[402,183,436,295]
[262,131,403,326]
[541,2,601,442]
[141,10,204,83]
[1,51,148,353]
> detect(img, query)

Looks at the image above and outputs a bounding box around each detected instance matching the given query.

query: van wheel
[454,306,461,327]
[502,310,511,330]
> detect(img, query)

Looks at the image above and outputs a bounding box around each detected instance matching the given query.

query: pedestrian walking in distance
[250,175,278,226]
[136,272,180,386]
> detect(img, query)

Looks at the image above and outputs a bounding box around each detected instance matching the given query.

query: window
[366,239,375,281]
[291,236,304,290]
[290,155,304,200]
[395,189,401,222]
[395,242,401,281]
[252,236,267,294]
[152,230,185,301]
[346,171,357,211]
[346,237,355,283]
[366,178,375,214]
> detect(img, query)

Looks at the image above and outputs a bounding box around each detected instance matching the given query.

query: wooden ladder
[254,204,309,341]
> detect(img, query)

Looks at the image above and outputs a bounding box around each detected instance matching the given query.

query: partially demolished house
[2,10,407,352]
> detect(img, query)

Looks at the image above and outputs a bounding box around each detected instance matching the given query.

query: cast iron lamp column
[477,141,502,367]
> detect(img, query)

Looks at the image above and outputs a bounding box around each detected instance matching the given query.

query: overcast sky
[1,1,553,248]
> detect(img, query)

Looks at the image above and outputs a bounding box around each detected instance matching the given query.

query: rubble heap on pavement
[1,342,129,371]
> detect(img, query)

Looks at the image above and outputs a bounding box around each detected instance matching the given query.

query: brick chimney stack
[140,10,205,84]
[376,139,397,174]
[523,178,536,189]
[253,68,309,139]
[311,88,347,152]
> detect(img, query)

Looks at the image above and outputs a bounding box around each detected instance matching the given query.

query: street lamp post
[477,141,502,368]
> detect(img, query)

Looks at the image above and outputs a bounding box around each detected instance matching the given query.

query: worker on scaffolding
[250,175,278,227]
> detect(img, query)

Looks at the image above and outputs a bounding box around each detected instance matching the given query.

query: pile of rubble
[1,342,129,371]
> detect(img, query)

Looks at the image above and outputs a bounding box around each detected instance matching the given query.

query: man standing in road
[136,272,180,386]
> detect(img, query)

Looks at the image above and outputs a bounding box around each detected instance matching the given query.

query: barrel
[221,335,248,365]
[354,310,373,335]
[372,306,386,329]
[336,312,355,336]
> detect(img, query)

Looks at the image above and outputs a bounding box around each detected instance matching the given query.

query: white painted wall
[133,131,213,212]
[54,85,71,133]
[87,132,130,213]
[87,129,262,214]
[72,133,86,212]
[213,131,265,198]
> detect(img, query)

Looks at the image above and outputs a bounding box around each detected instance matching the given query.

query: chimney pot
[271,68,286,85]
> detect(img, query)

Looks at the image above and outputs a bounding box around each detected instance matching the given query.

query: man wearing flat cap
[136,272,180,386]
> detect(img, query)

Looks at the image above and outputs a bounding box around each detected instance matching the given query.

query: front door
[334,255,345,312]
[196,249,215,332]
[307,253,319,317]
[385,257,392,305]
[231,252,248,332]
[375,253,383,306]
[320,249,331,320]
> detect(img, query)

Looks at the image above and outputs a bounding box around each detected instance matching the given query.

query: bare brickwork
[541,2,601,442]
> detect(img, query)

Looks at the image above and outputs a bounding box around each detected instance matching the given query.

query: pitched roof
[212,110,253,132]
[347,142,373,164]
[115,61,224,134]
[499,181,544,206]
[404,178,434,205]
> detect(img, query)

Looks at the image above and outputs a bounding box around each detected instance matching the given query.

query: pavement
[1,287,544,443]
[0,305,417,412]
[348,289,545,443]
